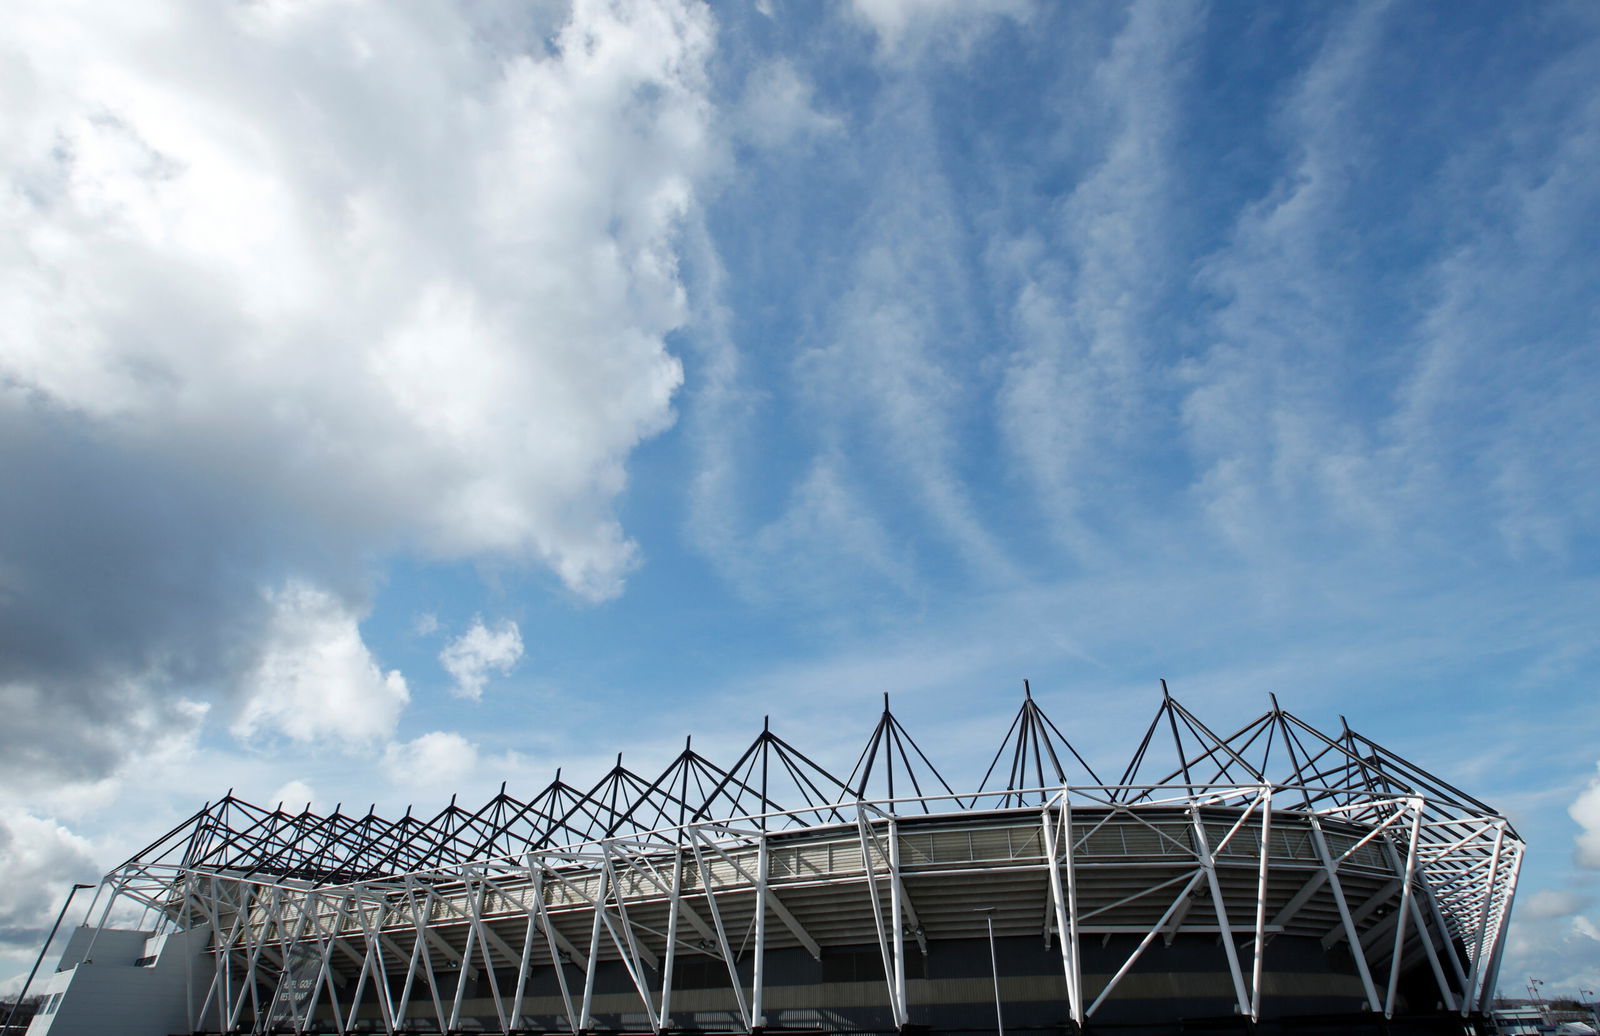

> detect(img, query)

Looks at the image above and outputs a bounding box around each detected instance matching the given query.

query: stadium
[22,685,1521,1036]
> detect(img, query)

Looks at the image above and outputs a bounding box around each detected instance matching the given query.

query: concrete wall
[25,925,213,1036]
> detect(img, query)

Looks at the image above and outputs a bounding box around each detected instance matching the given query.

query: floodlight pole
[4,883,95,1036]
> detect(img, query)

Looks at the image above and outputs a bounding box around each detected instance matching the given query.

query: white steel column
[192,883,249,1033]
[297,892,354,1036]
[1308,812,1383,1012]
[530,861,581,1034]
[1190,804,1251,1018]
[1250,784,1273,1022]
[688,826,752,1031]
[855,808,904,1029]
[1383,798,1425,1017]
[579,863,608,1032]
[228,884,285,1031]
[367,899,398,1036]
[263,887,318,1032]
[596,847,661,1034]
[403,875,448,1031]
[182,884,197,1034]
[660,848,685,1029]
[1462,822,1507,1014]
[1478,840,1521,1014]
[510,906,537,1030]
[1043,796,1083,1025]
[472,875,514,1035]
[342,896,397,1036]
[1381,830,1457,1013]
[753,831,769,1030]
[887,813,908,1027]
[447,878,482,1032]
[1415,852,1473,1003]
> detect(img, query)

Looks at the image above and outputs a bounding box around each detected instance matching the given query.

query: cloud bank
[0,0,716,787]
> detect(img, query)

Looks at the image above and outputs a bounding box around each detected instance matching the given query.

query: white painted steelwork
[47,687,1522,1035]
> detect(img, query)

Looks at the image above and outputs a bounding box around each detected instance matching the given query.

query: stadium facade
[23,686,1521,1035]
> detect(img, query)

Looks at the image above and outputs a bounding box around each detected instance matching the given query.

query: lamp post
[977,908,1003,1036]
[1580,987,1596,1031]
[3,883,95,1036]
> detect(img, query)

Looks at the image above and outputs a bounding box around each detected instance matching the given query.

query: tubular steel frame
[77,687,1521,1034]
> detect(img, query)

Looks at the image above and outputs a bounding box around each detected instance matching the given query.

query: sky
[2,0,1598,998]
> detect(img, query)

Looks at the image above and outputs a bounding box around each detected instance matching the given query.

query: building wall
[25,925,214,1036]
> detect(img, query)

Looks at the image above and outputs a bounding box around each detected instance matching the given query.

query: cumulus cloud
[1572,764,1600,868]
[0,0,716,788]
[233,582,409,744]
[1526,888,1593,920]
[0,811,100,958]
[440,619,524,701]
[268,779,318,813]
[381,732,480,790]
[3,0,710,599]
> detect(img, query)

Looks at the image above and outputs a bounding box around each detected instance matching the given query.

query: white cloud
[794,112,1020,587]
[233,581,409,744]
[267,779,317,812]
[0,0,714,602]
[998,0,1198,561]
[1391,42,1600,565]
[741,457,921,606]
[1572,764,1600,868]
[381,732,479,790]
[738,60,841,151]
[1182,1,1395,558]
[440,618,524,701]
[1526,888,1593,920]
[0,810,100,968]
[850,0,1030,59]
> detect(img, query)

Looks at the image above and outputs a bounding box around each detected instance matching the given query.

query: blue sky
[2,0,1598,995]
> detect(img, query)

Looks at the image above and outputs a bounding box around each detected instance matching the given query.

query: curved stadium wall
[25,688,1521,1036]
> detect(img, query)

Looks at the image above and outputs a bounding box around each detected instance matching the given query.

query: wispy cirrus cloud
[849,0,1031,62]
[1182,1,1397,559]
[997,0,1200,563]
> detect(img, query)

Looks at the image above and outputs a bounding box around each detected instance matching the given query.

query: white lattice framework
[76,688,1521,1034]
